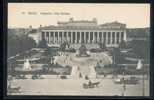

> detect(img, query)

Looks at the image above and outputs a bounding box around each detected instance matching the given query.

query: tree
[98,41,107,50]
[79,44,88,56]
[37,38,48,48]
[119,39,127,49]
[130,40,150,60]
[113,47,125,64]
[8,33,36,57]
[59,42,67,51]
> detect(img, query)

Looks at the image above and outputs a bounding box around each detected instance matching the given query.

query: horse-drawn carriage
[83,81,100,89]
[7,85,21,94]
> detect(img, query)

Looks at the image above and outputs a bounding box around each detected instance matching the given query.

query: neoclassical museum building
[39,18,127,49]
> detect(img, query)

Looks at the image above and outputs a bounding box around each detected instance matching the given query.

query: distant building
[27,29,40,44]
[8,28,29,36]
[126,28,150,41]
[38,18,127,49]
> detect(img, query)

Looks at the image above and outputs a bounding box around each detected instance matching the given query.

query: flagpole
[122,66,126,96]
[142,71,145,96]
[136,59,144,96]
[142,63,145,96]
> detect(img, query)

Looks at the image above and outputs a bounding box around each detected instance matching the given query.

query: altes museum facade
[39,18,127,48]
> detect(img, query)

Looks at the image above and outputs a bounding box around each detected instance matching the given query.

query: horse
[83,83,94,89]
[83,81,100,89]
[92,81,100,87]
[8,86,21,93]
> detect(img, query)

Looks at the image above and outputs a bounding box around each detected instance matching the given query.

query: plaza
[7,51,149,96]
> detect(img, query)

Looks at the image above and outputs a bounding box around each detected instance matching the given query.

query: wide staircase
[71,44,99,50]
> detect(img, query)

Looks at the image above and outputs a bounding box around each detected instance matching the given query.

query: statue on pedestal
[76,44,90,57]
[23,59,32,70]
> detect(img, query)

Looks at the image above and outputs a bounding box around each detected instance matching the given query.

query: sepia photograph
[7,3,150,96]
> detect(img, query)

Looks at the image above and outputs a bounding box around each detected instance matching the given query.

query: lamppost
[122,66,126,96]
[136,59,144,96]
[112,48,115,79]
[142,69,145,96]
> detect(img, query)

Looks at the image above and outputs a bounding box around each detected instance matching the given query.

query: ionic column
[84,32,86,43]
[75,32,77,43]
[53,32,54,44]
[39,32,41,41]
[48,33,50,44]
[46,32,49,43]
[93,32,95,43]
[101,32,104,43]
[43,32,45,41]
[49,32,51,44]
[97,32,99,43]
[50,32,53,44]
[119,32,121,43]
[106,32,108,45]
[88,32,90,43]
[110,32,113,45]
[56,32,58,44]
[55,32,58,44]
[66,32,69,43]
[115,32,117,45]
[44,32,46,42]
[71,32,73,43]
[62,31,64,43]
[80,32,82,43]
[53,32,55,44]
[58,32,60,44]
[124,30,127,41]
[69,32,71,43]
[60,32,62,44]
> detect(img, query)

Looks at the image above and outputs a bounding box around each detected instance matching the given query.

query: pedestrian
[123,83,126,91]
[79,72,82,78]
[85,75,89,80]
[88,80,92,86]
[77,66,80,71]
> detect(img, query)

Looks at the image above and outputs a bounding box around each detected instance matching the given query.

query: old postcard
[7,3,150,96]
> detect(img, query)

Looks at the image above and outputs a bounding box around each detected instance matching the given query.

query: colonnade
[41,30,126,45]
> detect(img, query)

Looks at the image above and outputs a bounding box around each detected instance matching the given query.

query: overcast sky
[8,3,150,28]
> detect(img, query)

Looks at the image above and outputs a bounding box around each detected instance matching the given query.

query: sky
[8,3,150,28]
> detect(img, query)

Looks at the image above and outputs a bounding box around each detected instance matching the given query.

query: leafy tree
[98,41,107,50]
[119,39,127,49]
[59,42,67,51]
[79,44,87,56]
[8,33,36,57]
[130,40,150,60]
[37,38,48,48]
[113,47,125,64]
